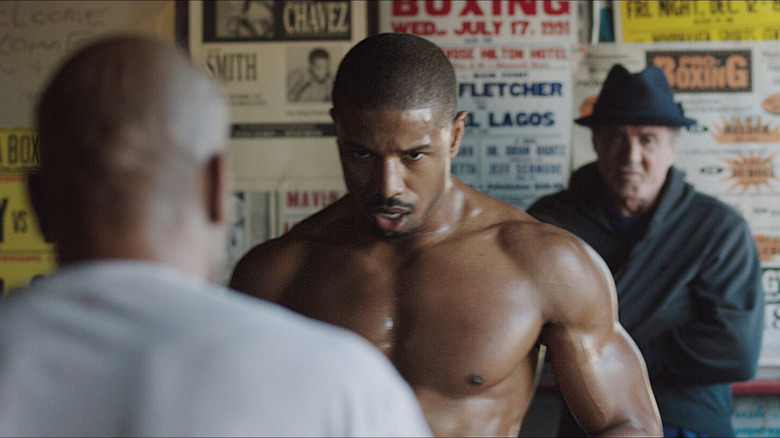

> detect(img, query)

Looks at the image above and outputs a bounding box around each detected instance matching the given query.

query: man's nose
[622,136,643,164]
[376,157,405,199]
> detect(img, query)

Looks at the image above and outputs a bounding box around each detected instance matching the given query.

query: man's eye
[351,149,372,159]
[405,152,424,161]
[600,134,622,146]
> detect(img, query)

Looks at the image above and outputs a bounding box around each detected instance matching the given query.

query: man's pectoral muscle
[232,225,551,436]
[230,218,661,437]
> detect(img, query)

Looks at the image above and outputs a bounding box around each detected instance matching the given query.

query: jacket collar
[568,162,694,238]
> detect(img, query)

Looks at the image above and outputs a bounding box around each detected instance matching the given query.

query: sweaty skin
[231,107,661,437]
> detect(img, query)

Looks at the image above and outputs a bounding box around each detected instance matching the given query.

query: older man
[528,64,764,437]
[0,35,430,437]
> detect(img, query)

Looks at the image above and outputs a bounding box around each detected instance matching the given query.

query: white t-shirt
[0,261,431,437]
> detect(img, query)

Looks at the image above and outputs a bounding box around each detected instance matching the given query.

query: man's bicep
[534,233,660,436]
[541,276,624,434]
[545,320,660,436]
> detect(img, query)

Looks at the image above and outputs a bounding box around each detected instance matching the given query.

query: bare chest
[278,240,544,393]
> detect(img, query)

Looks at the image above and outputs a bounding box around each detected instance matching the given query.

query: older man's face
[593,125,678,216]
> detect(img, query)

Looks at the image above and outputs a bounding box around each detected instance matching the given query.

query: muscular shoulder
[229,234,305,301]
[229,208,340,301]
[497,220,618,327]
[229,200,350,301]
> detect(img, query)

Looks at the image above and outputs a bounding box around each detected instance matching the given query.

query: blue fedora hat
[575,64,697,127]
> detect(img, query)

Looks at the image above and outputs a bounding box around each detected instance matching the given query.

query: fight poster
[0,129,54,295]
[378,0,577,208]
[572,41,780,372]
[188,0,365,195]
[221,190,271,285]
[188,1,369,281]
[615,0,780,43]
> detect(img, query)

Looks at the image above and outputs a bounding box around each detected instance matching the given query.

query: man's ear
[450,111,468,159]
[204,154,228,224]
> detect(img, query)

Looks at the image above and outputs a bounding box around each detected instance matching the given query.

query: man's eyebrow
[403,144,431,154]
[338,142,432,153]
[338,140,365,148]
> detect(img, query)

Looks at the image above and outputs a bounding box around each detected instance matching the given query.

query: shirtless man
[231,33,661,437]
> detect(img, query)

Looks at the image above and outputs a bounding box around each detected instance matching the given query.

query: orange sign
[720,152,778,194]
[762,93,780,114]
[712,117,780,143]
[754,234,780,261]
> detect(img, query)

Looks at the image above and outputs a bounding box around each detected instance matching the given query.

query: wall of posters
[0,1,174,294]
[378,0,577,208]
[615,0,780,43]
[188,0,364,195]
[188,1,368,281]
[572,41,780,373]
[277,188,345,236]
[222,190,271,285]
[732,394,780,437]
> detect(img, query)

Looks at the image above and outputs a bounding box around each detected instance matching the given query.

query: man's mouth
[374,208,409,220]
[378,211,404,219]
[618,168,642,179]
[371,206,412,233]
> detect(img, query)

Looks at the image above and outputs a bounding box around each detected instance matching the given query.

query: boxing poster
[0,129,55,295]
[221,191,271,285]
[276,188,344,236]
[0,1,174,294]
[188,0,366,195]
[189,1,370,281]
[378,0,578,208]
[572,41,780,372]
[615,0,780,43]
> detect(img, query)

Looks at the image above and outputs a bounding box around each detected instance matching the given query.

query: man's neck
[609,194,657,217]
[410,179,467,245]
[56,216,216,282]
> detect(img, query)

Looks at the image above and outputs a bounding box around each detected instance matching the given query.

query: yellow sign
[617,1,780,42]
[0,128,55,295]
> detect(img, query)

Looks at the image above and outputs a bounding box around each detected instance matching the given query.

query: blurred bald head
[32,35,230,277]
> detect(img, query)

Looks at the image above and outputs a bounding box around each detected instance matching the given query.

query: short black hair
[332,33,456,122]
